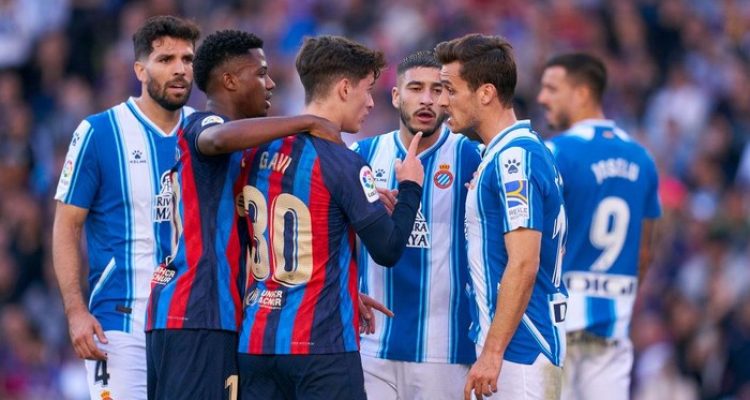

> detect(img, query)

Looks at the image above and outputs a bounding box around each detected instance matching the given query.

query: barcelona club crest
[433,164,454,189]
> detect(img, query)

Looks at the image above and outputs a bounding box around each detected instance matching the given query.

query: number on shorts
[94,360,110,386]
[225,374,238,400]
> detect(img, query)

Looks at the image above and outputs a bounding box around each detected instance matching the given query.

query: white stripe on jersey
[55,120,94,201]
[358,128,477,363]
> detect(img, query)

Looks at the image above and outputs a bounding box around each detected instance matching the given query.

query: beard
[399,106,447,137]
[147,77,191,111]
[546,110,572,131]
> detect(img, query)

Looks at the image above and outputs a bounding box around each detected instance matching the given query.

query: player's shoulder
[312,135,365,165]
[350,129,397,156]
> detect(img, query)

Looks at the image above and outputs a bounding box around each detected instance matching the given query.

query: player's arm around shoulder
[197,113,340,156]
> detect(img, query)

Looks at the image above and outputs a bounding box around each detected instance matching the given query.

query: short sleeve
[184,113,227,158]
[55,120,99,208]
[496,146,544,233]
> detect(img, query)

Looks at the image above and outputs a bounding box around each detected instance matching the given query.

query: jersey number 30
[243,185,314,287]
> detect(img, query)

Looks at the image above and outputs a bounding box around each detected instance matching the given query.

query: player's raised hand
[395,131,424,186]
[308,115,343,144]
[68,308,108,361]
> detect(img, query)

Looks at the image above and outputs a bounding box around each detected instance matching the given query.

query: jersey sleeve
[644,156,662,219]
[319,143,388,231]
[496,146,544,233]
[185,113,227,159]
[54,120,99,208]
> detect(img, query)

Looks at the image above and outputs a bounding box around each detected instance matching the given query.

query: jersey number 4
[590,196,630,272]
[243,185,313,287]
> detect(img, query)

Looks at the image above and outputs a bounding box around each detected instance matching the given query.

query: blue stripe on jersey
[449,141,464,362]
[108,110,133,332]
[337,231,358,351]
[65,126,94,204]
[274,139,314,354]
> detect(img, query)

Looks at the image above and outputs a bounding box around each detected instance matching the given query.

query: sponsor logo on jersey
[153,171,173,222]
[151,264,176,285]
[564,272,637,297]
[433,163,454,189]
[129,149,146,164]
[360,166,379,203]
[201,115,225,127]
[407,207,430,248]
[246,287,285,310]
[374,168,388,184]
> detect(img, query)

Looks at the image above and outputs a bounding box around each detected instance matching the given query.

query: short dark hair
[132,15,200,60]
[193,30,264,92]
[397,50,441,76]
[544,53,607,103]
[295,35,386,104]
[435,34,516,108]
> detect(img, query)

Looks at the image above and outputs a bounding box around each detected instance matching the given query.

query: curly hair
[295,35,386,104]
[193,30,264,92]
[435,34,516,108]
[132,15,200,60]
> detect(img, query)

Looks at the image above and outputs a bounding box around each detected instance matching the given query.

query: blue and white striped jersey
[547,119,661,340]
[55,97,194,333]
[466,120,568,367]
[352,127,481,364]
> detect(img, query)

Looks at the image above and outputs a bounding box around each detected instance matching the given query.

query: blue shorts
[147,329,238,400]
[238,351,366,400]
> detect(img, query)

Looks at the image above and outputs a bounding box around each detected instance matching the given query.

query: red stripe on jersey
[167,135,203,329]
[226,157,248,328]
[346,228,360,346]
[249,137,295,353]
[290,158,330,354]
[242,148,260,292]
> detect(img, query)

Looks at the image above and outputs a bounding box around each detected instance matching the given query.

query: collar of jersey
[485,119,532,154]
[126,97,184,138]
[573,118,615,129]
[393,124,450,159]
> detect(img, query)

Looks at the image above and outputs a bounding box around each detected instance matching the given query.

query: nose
[437,90,449,109]
[174,60,187,76]
[421,89,434,106]
[367,93,374,110]
[266,75,276,91]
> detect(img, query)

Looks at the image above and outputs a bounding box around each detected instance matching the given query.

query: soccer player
[537,53,661,400]
[237,35,424,400]
[351,50,481,399]
[144,30,343,400]
[436,34,568,400]
[52,16,199,400]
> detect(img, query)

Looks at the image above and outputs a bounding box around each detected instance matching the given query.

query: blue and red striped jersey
[238,133,388,355]
[147,111,247,332]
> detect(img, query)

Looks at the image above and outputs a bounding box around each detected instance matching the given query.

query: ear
[336,78,350,102]
[223,72,237,91]
[391,86,399,109]
[478,83,497,106]
[133,61,147,83]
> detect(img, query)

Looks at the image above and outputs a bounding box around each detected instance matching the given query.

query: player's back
[549,119,660,338]
[239,133,385,356]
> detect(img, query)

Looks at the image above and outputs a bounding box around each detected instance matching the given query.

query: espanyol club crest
[433,164,454,189]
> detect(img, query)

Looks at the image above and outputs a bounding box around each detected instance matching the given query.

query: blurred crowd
[0,0,749,398]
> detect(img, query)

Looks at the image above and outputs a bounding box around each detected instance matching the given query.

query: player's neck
[571,107,606,125]
[134,95,182,134]
[478,107,517,146]
[303,102,344,132]
[399,126,439,154]
[205,98,242,121]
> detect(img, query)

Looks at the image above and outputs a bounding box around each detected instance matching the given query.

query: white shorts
[84,330,147,400]
[562,332,633,400]
[361,354,469,400]
[475,345,562,400]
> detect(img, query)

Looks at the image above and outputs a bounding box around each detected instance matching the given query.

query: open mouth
[414,109,436,124]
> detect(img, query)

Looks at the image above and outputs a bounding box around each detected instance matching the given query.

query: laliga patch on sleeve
[359,166,379,203]
[201,115,225,127]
